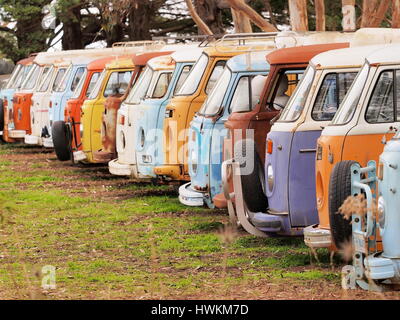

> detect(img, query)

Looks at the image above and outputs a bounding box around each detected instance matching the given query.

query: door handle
[299,149,316,153]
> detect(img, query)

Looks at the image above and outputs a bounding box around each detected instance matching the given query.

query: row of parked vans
[2,28,400,290]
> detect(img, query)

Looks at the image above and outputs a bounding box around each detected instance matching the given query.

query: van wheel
[234,138,268,213]
[0,99,4,131]
[52,121,71,161]
[328,160,357,249]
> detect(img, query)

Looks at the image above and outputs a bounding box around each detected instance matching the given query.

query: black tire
[328,160,357,249]
[52,121,71,161]
[0,99,4,132]
[234,138,268,213]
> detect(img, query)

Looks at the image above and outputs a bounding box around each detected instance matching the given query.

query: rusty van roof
[87,56,116,71]
[17,53,37,66]
[147,55,176,70]
[266,43,349,65]
[133,51,173,66]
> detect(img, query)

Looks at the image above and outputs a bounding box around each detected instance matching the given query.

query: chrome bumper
[178,182,205,207]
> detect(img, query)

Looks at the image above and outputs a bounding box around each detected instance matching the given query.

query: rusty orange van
[2,54,36,142]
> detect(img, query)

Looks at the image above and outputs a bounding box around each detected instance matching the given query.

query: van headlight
[267,164,274,192]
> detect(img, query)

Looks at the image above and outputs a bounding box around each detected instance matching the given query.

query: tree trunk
[227,0,277,32]
[191,0,224,35]
[342,0,356,31]
[231,7,252,33]
[62,7,84,50]
[361,0,389,27]
[315,0,325,31]
[288,0,308,31]
[393,0,400,28]
[127,3,152,40]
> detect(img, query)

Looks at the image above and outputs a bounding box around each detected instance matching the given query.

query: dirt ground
[0,142,399,300]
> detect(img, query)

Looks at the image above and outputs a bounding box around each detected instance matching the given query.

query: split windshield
[5,64,22,89]
[331,64,370,125]
[176,53,208,96]
[22,64,41,90]
[10,65,32,89]
[125,67,154,104]
[71,69,88,99]
[54,66,72,92]
[198,67,231,116]
[279,66,316,122]
[38,67,55,92]
[88,70,107,100]
[52,67,68,92]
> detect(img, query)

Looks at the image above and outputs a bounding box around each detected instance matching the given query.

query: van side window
[312,72,356,121]
[71,67,85,92]
[174,65,192,95]
[104,71,132,98]
[152,72,172,99]
[268,70,303,111]
[205,60,226,95]
[366,70,394,123]
[229,76,250,113]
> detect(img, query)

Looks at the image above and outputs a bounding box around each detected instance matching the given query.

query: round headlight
[267,164,274,192]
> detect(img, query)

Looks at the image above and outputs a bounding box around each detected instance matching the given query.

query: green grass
[0,142,372,300]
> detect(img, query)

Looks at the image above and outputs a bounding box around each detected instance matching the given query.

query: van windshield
[88,70,106,100]
[71,69,88,99]
[22,64,40,90]
[54,66,72,92]
[199,67,231,116]
[176,53,208,96]
[125,67,153,104]
[38,67,55,92]
[331,64,370,125]
[10,65,32,89]
[5,65,22,89]
[279,66,316,122]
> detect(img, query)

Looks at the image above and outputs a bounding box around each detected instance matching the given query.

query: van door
[289,70,357,227]
[343,68,400,166]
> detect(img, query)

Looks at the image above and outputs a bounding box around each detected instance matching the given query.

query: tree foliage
[0,0,55,62]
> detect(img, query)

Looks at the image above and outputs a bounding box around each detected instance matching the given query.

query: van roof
[227,51,270,73]
[351,28,400,47]
[133,51,173,66]
[147,55,175,70]
[266,43,349,65]
[17,54,37,65]
[87,56,117,70]
[171,48,203,63]
[366,43,400,65]
[310,44,389,69]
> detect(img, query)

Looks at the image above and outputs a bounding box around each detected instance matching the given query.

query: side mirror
[270,110,282,125]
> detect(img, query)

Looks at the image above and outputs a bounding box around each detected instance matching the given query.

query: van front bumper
[303,224,332,248]
[109,159,135,176]
[73,150,87,162]
[24,134,41,145]
[154,165,182,180]
[178,182,205,207]
[9,130,26,139]
[43,137,54,148]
